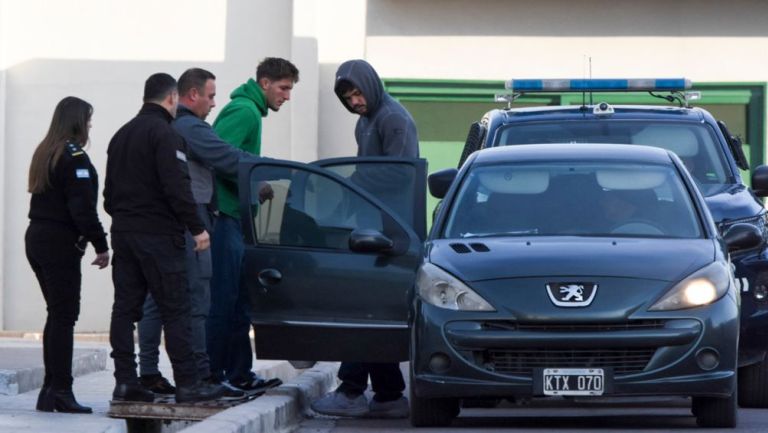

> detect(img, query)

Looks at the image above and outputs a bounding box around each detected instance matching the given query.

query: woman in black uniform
[26,96,110,413]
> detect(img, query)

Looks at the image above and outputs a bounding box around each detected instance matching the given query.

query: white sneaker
[367,396,409,418]
[311,391,369,417]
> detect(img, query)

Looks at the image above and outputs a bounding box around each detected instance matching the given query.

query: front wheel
[409,372,459,427]
[738,360,768,407]
[692,392,737,428]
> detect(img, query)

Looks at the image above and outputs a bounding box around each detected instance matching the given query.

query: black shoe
[112,383,155,402]
[230,377,282,395]
[139,374,176,395]
[38,389,92,414]
[175,381,226,403]
[204,377,246,400]
[36,386,51,412]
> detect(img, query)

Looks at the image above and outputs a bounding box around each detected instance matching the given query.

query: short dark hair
[178,68,216,97]
[143,73,177,103]
[335,79,356,95]
[256,57,299,83]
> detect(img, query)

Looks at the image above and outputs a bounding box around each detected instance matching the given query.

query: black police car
[458,78,768,408]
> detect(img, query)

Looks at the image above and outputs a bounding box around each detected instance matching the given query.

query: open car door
[238,157,427,362]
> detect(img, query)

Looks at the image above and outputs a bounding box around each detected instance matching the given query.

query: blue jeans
[206,214,254,383]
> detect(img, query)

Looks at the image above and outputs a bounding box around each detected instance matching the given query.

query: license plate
[543,368,604,396]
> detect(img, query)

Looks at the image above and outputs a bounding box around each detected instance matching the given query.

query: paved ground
[0,336,314,433]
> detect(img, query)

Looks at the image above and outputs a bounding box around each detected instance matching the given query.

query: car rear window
[495,121,732,196]
[442,162,704,239]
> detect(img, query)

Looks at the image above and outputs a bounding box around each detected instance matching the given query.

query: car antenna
[589,57,594,106]
[580,55,587,110]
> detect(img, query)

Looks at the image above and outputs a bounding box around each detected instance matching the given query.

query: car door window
[249,165,391,250]
[317,159,427,240]
[323,162,415,226]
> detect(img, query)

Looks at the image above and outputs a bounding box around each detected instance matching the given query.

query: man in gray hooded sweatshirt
[310,59,418,419]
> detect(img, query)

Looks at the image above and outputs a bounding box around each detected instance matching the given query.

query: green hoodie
[212,78,268,218]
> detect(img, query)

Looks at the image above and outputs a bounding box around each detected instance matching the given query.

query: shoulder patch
[176,150,188,162]
[75,168,90,179]
[67,142,84,157]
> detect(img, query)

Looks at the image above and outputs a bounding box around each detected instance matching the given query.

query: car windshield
[442,161,703,239]
[495,121,733,196]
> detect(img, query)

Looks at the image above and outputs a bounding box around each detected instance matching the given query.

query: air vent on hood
[469,243,490,252]
[450,243,471,254]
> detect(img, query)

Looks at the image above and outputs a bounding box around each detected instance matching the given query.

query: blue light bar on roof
[505,78,691,92]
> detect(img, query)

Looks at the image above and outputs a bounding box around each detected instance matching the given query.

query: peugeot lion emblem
[546,283,598,307]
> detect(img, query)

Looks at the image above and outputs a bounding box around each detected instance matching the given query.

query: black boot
[39,389,92,414]
[112,383,155,402]
[36,387,52,412]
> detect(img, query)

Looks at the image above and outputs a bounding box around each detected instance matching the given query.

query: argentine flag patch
[75,169,90,179]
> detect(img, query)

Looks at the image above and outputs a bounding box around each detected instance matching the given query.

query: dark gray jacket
[334,59,419,157]
[173,104,252,205]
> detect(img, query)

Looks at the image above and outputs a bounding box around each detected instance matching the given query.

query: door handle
[258,268,282,286]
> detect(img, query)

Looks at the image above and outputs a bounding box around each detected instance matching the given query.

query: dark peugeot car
[238,144,758,428]
[459,78,768,408]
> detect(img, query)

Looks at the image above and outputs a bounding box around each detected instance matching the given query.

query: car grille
[481,320,665,332]
[483,348,655,376]
[471,321,664,377]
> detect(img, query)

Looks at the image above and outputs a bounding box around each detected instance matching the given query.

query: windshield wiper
[461,229,539,238]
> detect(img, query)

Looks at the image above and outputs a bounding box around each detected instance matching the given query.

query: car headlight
[649,262,732,311]
[416,263,495,311]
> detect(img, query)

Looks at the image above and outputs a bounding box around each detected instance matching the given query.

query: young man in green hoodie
[207,58,299,392]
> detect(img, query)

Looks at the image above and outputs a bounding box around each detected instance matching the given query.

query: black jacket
[28,142,109,253]
[104,103,203,235]
[334,59,419,157]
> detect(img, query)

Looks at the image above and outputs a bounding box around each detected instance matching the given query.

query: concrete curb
[181,362,338,433]
[0,348,107,396]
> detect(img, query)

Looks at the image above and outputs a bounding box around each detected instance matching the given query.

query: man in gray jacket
[311,59,418,419]
[136,68,279,397]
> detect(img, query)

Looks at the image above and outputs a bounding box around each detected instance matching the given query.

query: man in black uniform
[104,73,224,403]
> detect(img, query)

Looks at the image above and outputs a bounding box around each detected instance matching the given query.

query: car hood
[703,184,764,224]
[428,237,715,283]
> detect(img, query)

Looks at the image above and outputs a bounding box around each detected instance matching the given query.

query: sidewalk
[0,336,336,433]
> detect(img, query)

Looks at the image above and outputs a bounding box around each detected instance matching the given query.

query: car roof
[495,105,707,123]
[472,143,675,165]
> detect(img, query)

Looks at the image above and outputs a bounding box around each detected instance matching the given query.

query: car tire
[409,372,459,427]
[692,392,737,428]
[738,360,768,407]
[457,122,485,168]
[409,393,459,427]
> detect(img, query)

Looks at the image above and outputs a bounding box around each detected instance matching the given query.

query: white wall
[363,0,768,81]
[294,0,367,159]
[0,0,6,330]
[0,0,299,331]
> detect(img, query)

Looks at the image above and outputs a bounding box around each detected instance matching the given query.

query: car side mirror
[723,223,763,252]
[428,168,458,199]
[751,165,768,197]
[349,229,393,253]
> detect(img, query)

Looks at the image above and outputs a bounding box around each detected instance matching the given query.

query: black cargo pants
[109,232,198,387]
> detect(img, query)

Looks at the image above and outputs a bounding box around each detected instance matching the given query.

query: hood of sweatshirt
[334,59,384,117]
[231,78,268,117]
